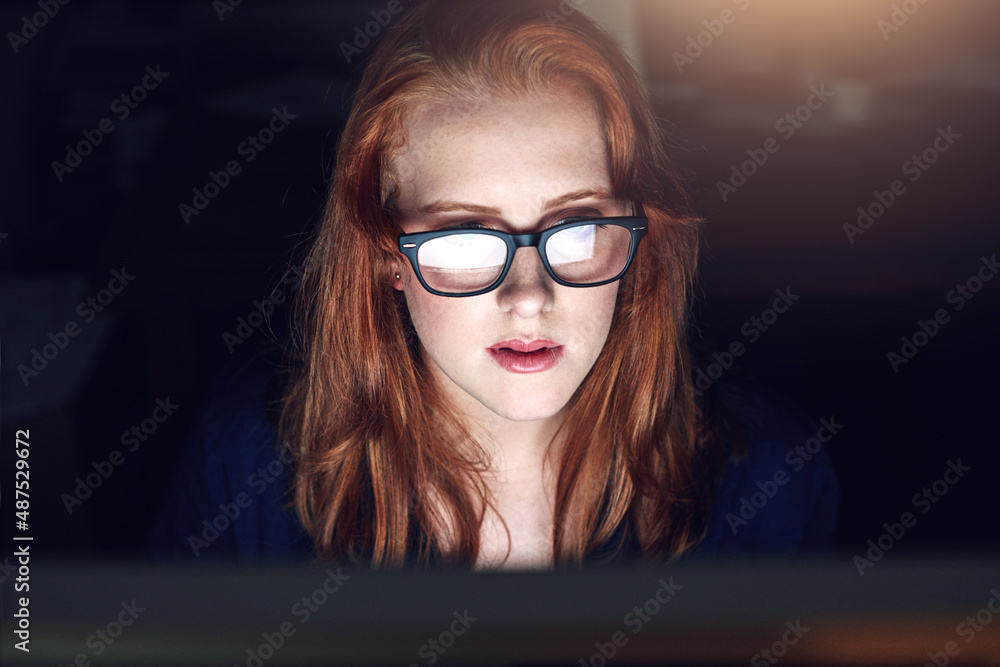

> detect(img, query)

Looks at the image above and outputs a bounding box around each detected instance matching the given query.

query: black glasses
[397,216,648,297]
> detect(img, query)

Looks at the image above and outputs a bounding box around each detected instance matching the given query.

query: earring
[394,273,400,280]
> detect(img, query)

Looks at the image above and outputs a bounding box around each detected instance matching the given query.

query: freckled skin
[392,86,623,434]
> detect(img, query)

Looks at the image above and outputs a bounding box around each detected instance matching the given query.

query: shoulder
[689,377,840,559]
[146,357,313,560]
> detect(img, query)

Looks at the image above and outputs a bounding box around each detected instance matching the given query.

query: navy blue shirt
[147,360,838,563]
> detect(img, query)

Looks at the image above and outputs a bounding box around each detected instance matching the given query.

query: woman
[149,0,837,568]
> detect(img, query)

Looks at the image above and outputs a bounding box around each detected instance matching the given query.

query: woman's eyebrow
[418,201,501,216]
[541,188,614,210]
[418,189,615,217]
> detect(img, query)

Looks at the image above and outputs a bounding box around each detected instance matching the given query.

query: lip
[487,339,563,373]
[490,338,558,352]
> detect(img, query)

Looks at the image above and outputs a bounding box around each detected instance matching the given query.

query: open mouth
[487,340,563,373]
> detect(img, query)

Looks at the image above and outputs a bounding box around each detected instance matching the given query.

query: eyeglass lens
[415,223,632,294]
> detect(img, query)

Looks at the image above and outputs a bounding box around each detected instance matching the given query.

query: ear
[391,263,405,291]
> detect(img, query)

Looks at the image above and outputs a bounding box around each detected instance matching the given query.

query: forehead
[390,84,610,220]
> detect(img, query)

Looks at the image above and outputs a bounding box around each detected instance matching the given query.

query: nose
[495,246,553,317]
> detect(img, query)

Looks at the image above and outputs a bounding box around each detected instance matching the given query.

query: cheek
[404,290,438,341]
[403,285,470,350]
[569,285,619,351]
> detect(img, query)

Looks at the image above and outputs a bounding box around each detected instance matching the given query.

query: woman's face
[391,85,625,430]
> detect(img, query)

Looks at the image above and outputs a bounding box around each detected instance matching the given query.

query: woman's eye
[444,221,489,230]
[555,208,608,225]
[553,216,600,229]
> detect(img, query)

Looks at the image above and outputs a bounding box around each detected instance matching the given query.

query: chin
[482,390,572,423]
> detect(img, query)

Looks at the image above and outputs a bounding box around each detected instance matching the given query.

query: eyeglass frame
[396,216,649,297]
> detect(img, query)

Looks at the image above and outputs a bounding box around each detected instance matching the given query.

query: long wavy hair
[281,0,731,568]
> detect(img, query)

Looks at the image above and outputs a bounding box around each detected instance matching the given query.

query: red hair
[281,0,728,568]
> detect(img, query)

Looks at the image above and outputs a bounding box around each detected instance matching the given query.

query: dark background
[1,0,997,560]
